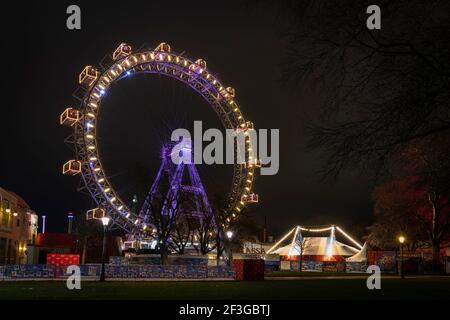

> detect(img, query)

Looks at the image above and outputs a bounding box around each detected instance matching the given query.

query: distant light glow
[101,217,110,226]
[300,227,332,232]
[326,226,335,257]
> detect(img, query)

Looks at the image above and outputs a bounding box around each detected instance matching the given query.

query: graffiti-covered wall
[0,264,235,279]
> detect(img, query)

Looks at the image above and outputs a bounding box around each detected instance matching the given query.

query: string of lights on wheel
[61,42,260,234]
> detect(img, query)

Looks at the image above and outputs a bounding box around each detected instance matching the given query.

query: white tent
[346,242,368,262]
[272,237,359,256]
[267,225,363,257]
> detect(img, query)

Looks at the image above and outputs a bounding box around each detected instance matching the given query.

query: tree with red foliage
[369,177,428,251]
[369,134,450,271]
[402,134,450,267]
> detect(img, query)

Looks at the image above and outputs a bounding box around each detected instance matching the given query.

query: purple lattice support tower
[138,139,213,232]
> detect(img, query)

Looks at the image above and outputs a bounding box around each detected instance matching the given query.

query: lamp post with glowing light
[67,213,74,234]
[398,235,405,279]
[226,230,233,266]
[131,195,138,214]
[41,215,46,234]
[100,217,110,282]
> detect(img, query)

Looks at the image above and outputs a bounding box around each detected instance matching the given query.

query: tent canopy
[346,242,368,262]
[273,237,359,256]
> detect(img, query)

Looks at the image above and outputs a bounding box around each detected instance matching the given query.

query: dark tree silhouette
[369,133,450,270]
[368,177,428,251]
[147,191,184,265]
[298,237,312,272]
[270,0,450,178]
[192,212,216,256]
[210,194,228,261]
[170,212,193,255]
[72,211,102,264]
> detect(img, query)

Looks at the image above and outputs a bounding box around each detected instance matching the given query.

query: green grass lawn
[1,277,449,300]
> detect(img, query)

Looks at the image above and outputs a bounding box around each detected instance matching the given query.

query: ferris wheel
[60,42,260,235]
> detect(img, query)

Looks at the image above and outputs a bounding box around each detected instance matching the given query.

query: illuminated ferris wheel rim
[62,42,260,233]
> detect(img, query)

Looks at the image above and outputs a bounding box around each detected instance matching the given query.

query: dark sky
[1,1,373,237]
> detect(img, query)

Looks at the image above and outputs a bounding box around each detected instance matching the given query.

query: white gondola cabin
[79,66,99,86]
[155,42,171,53]
[86,208,106,220]
[241,193,259,204]
[195,59,207,69]
[112,43,132,61]
[226,87,235,98]
[246,159,262,168]
[219,86,235,99]
[242,121,254,131]
[62,160,81,175]
[60,108,80,126]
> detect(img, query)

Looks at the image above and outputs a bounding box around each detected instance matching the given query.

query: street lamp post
[398,236,405,279]
[226,230,233,266]
[131,195,138,214]
[41,215,46,234]
[100,217,110,282]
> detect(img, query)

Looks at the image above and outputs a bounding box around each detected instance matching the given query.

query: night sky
[1,1,373,237]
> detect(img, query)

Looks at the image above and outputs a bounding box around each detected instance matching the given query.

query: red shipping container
[233,259,264,281]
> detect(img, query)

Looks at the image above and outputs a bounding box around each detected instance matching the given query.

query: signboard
[242,242,267,255]
[47,254,80,266]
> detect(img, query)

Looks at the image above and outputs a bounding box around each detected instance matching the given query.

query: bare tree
[73,211,102,264]
[400,134,450,269]
[170,212,193,255]
[298,237,312,272]
[368,178,428,251]
[268,0,450,179]
[209,194,229,262]
[147,191,183,265]
[368,133,450,270]
[192,213,216,255]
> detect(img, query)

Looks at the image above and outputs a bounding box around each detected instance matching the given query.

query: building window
[1,200,9,228]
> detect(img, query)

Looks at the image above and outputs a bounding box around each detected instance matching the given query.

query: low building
[0,187,39,264]
[30,232,122,264]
